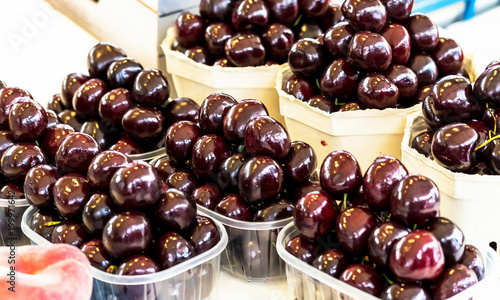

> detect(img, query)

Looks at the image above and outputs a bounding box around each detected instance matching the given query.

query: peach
[0,244,93,300]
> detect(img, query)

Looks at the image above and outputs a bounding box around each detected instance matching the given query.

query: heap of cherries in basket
[284,0,467,113]
[412,58,500,175]
[173,0,344,67]
[153,92,317,222]
[286,151,484,299]
[25,140,222,276]
[48,41,200,155]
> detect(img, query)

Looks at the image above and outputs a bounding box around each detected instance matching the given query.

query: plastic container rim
[21,205,229,285]
[128,147,166,161]
[277,222,500,300]
[0,198,29,207]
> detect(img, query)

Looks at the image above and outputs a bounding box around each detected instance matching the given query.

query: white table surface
[1,1,500,299]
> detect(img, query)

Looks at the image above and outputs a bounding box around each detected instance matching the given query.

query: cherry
[460,244,485,280]
[81,120,115,150]
[430,264,478,300]
[307,95,335,113]
[82,192,116,236]
[368,221,410,266]
[431,123,478,172]
[155,188,196,233]
[244,116,290,160]
[288,180,322,204]
[254,199,294,221]
[55,132,101,174]
[1,143,46,182]
[312,248,348,278]
[215,193,253,221]
[299,0,328,18]
[238,156,283,204]
[87,150,131,190]
[98,88,133,129]
[405,13,439,51]
[81,239,113,271]
[267,0,298,25]
[58,109,83,131]
[348,31,392,73]
[336,207,378,256]
[205,23,234,59]
[174,12,206,49]
[411,130,433,157]
[53,173,91,218]
[117,254,159,275]
[200,0,235,22]
[48,93,66,114]
[408,53,438,87]
[155,231,195,269]
[339,101,365,111]
[24,164,58,208]
[380,283,431,300]
[231,0,269,32]
[0,183,24,199]
[320,58,359,98]
[389,229,445,281]
[186,46,213,65]
[382,0,413,22]
[431,38,464,76]
[288,38,326,78]
[45,110,59,128]
[31,208,61,241]
[166,170,198,196]
[192,184,220,210]
[282,141,316,183]
[106,57,143,90]
[188,215,221,254]
[320,150,362,198]
[153,156,179,181]
[0,130,14,158]
[283,75,317,101]
[87,42,127,79]
[199,93,236,135]
[261,23,294,63]
[339,264,384,296]
[294,190,337,241]
[323,23,355,59]
[165,121,201,163]
[384,65,418,99]
[426,217,465,266]
[0,89,33,130]
[72,78,108,119]
[162,97,200,129]
[223,99,268,142]
[284,235,320,264]
[60,73,89,109]
[218,153,246,192]
[109,161,162,211]
[51,221,90,248]
[132,69,170,107]
[191,134,232,181]
[474,65,500,107]
[109,137,143,155]
[357,73,400,109]
[121,107,164,140]
[342,0,387,32]
[225,32,266,67]
[103,211,153,260]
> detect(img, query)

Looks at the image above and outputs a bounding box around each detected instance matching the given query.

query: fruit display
[150,91,317,280]
[0,244,92,300]
[49,41,201,160]
[278,150,491,299]
[172,0,344,67]
[283,0,467,112]
[408,59,500,175]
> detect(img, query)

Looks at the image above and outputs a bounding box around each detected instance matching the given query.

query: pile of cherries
[27,143,222,278]
[413,58,500,175]
[172,0,343,67]
[153,92,317,222]
[49,41,201,155]
[286,151,485,299]
[284,0,467,113]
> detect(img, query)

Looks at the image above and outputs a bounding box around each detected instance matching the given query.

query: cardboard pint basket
[161,27,285,125]
[402,112,500,250]
[277,64,420,171]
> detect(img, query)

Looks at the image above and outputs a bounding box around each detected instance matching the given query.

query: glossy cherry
[51,221,90,248]
[320,58,359,98]
[24,164,58,208]
[109,137,143,155]
[215,193,253,221]
[412,130,433,157]
[55,132,101,174]
[199,93,236,134]
[82,192,116,236]
[166,170,198,196]
[342,0,387,32]
[132,69,170,107]
[52,173,91,218]
[385,65,418,99]
[320,150,362,197]
[323,23,355,59]
[225,32,266,67]
[282,141,316,183]
[254,199,294,221]
[431,123,478,172]
[121,107,164,140]
[284,235,320,264]
[155,231,195,269]
[217,153,246,192]
[336,207,378,256]
[231,0,269,31]
[430,264,478,300]
[117,254,159,275]
[106,57,143,90]
[191,134,232,181]
[153,156,179,181]
[81,239,114,271]
[357,74,399,109]
[348,31,392,73]
[238,156,283,204]
[186,46,213,65]
[189,215,221,254]
[460,244,485,280]
[1,143,46,182]
[431,38,464,76]
[312,248,349,278]
[405,13,439,51]
[0,88,32,129]
[87,42,127,79]
[0,130,14,158]
[192,184,220,210]
[81,120,115,150]
[294,190,337,241]
[99,88,132,128]
[380,283,431,300]
[288,39,326,78]
[368,221,410,266]
[174,12,206,49]
[87,150,131,190]
[58,109,83,131]
[262,23,294,63]
[165,121,201,163]
[223,99,268,142]
[408,53,438,87]
[60,73,89,109]
[72,78,108,119]
[283,75,317,101]
[339,264,384,296]
[48,93,66,114]
[205,23,234,59]
[474,65,500,107]
[155,188,196,233]
[200,0,235,22]
[308,95,335,113]
[9,99,48,141]
[244,116,290,160]
[426,217,465,266]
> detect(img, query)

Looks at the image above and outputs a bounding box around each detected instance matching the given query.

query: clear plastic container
[197,205,290,282]
[129,147,166,162]
[0,198,30,246]
[161,27,286,126]
[277,222,500,300]
[402,112,500,251]
[21,205,228,300]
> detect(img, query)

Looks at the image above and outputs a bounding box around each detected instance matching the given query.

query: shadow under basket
[21,206,228,300]
[0,198,30,246]
[197,205,290,282]
[277,222,500,300]
[402,111,500,252]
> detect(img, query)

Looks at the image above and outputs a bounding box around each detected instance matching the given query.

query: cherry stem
[382,273,394,285]
[343,193,348,210]
[237,145,245,153]
[335,98,346,106]
[44,221,62,227]
[361,256,366,264]
[474,133,500,151]
[293,14,303,27]
[486,104,497,135]
[106,265,117,274]
[413,223,417,231]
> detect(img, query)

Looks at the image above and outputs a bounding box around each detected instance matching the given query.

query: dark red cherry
[289,180,322,204]
[357,74,400,109]
[165,121,201,163]
[205,23,234,59]
[262,23,294,63]
[223,99,268,142]
[288,39,327,78]
[214,57,233,67]
[298,0,328,18]
[153,156,179,181]
[254,199,294,221]
[320,150,362,198]
[368,221,410,266]
[267,0,299,25]
[155,188,196,233]
[340,264,384,296]
[339,101,365,111]
[40,124,75,161]
[53,173,91,218]
[174,12,206,49]
[0,87,33,129]
[348,31,392,73]
[0,130,14,158]
[87,42,127,79]
[431,123,478,172]
[231,0,269,31]
[61,73,89,109]
[51,221,90,248]
[244,116,290,160]
[485,139,500,174]
[408,53,438,87]
[48,93,66,114]
[155,231,195,269]
[189,215,221,254]
[167,170,198,196]
[296,22,323,40]
[200,0,235,22]
[412,130,433,157]
[191,134,232,181]
[238,156,283,204]
[285,235,320,264]
[132,69,170,107]
[55,132,101,174]
[31,208,61,241]
[225,32,266,67]
[103,211,153,260]
[336,207,378,256]
[390,174,440,226]
[380,283,431,300]
[312,248,349,278]
[109,161,162,211]
[72,78,108,119]
[382,24,411,64]
[82,192,116,236]
[1,143,46,182]
[109,137,143,155]
[99,88,132,128]
[321,2,344,30]
[460,244,485,281]
[218,153,246,192]
[0,182,24,199]
[431,38,464,76]
[8,100,47,141]
[283,75,317,101]
[474,65,500,107]
[24,164,58,208]
[121,107,164,140]
[87,150,131,190]
[342,0,387,32]
[81,239,114,271]
[186,46,213,65]
[282,141,316,183]
[192,184,220,210]
[307,95,335,113]
[405,13,439,51]
[58,109,83,131]
[45,110,59,128]
[430,264,478,300]
[323,23,355,59]
[106,57,143,90]
[162,97,200,129]
[426,217,465,266]
[384,65,418,99]
[215,193,253,221]
[199,93,237,134]
[466,119,489,159]
[320,58,359,98]
[117,254,159,275]
[294,190,337,241]
[81,120,115,150]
